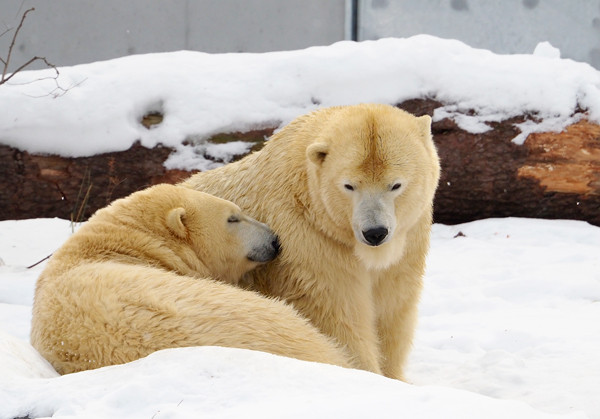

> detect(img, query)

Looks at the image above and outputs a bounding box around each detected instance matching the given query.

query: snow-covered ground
[0,217,598,418]
[1,36,599,418]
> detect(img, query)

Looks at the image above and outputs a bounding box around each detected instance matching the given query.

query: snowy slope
[0,217,598,419]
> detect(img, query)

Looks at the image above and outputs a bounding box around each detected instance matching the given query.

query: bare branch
[0,55,58,86]
[26,253,52,269]
[0,7,76,98]
[2,7,35,81]
[0,26,14,66]
[0,27,11,39]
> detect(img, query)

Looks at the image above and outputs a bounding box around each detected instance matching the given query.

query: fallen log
[1,99,599,226]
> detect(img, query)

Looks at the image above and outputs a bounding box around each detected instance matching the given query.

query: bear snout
[362,227,388,246]
[247,234,281,263]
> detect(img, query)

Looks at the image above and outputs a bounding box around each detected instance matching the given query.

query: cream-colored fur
[31,184,351,374]
[182,104,441,380]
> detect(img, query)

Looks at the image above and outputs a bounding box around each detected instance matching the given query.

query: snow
[1,35,600,418]
[2,36,600,169]
[533,41,561,59]
[0,217,598,419]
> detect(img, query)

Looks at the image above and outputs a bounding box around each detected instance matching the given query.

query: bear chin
[353,235,407,271]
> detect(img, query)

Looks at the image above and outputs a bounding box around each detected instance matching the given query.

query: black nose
[272,236,281,255]
[247,235,281,263]
[362,227,388,246]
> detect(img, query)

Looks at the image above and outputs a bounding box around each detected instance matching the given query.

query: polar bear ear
[417,114,432,133]
[166,207,187,238]
[307,142,329,166]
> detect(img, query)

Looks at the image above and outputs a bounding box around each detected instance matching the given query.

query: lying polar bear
[31,184,351,374]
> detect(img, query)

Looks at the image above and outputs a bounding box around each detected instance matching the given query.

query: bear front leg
[291,279,382,375]
[374,269,424,381]
[340,301,383,375]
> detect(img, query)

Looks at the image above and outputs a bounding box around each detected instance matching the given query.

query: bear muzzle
[247,234,281,263]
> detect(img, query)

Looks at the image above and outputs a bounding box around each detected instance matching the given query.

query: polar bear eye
[343,184,355,191]
[391,183,402,191]
[227,215,240,223]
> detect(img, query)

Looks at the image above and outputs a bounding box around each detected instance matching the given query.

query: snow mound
[1,217,598,418]
[1,345,586,419]
[1,36,599,170]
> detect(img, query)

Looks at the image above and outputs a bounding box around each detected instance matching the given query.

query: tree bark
[0,142,189,222]
[397,99,600,226]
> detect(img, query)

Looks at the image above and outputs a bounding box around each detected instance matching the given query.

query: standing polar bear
[183,104,440,380]
[31,184,352,374]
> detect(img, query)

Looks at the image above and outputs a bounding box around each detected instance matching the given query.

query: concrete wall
[2,0,599,73]
[0,0,346,71]
[359,0,600,69]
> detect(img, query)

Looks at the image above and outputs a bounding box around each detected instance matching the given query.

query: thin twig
[27,254,52,269]
[0,55,59,86]
[1,7,35,81]
[0,27,12,66]
[71,168,93,232]
[22,76,86,99]
[0,7,72,98]
[75,183,93,224]
[0,27,11,40]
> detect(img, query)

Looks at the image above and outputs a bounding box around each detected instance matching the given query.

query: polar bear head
[163,187,280,283]
[305,104,440,270]
[113,184,280,284]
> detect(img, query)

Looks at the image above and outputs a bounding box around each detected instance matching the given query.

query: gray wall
[2,0,600,73]
[0,0,347,71]
[359,0,600,69]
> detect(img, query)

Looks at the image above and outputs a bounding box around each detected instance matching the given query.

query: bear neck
[59,212,204,279]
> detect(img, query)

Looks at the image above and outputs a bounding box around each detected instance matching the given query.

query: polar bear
[182,104,441,380]
[31,184,352,374]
